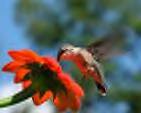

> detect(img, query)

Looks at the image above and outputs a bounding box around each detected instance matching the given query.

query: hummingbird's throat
[62,52,77,61]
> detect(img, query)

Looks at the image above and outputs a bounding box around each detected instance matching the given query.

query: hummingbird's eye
[61,47,73,52]
[62,48,68,51]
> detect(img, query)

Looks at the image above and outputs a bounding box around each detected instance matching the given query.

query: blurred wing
[87,32,126,61]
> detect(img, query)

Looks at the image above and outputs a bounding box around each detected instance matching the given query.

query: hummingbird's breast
[73,49,94,75]
[74,56,88,75]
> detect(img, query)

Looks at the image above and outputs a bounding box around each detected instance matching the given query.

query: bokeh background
[0,0,141,113]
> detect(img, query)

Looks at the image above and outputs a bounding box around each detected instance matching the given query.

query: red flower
[2,49,84,111]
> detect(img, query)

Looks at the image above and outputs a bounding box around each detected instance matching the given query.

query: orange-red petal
[70,97,81,110]
[54,92,81,111]
[67,93,81,111]
[70,82,84,97]
[8,49,43,63]
[2,61,25,72]
[43,57,62,73]
[22,80,32,89]
[58,72,84,97]
[54,92,68,111]
[32,91,52,105]
[14,68,30,83]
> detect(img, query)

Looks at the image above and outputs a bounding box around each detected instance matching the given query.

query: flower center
[25,63,66,96]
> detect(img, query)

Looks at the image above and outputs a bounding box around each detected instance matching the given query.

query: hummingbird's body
[57,35,125,96]
[57,45,107,96]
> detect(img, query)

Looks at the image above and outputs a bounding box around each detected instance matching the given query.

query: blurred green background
[0,0,141,113]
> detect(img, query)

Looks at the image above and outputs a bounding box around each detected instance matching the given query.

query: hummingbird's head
[57,44,77,61]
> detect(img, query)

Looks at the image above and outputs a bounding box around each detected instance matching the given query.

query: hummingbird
[57,33,126,96]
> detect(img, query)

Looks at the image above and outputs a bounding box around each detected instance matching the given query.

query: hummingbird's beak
[57,49,65,61]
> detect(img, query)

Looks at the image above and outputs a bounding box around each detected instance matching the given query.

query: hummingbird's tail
[95,81,107,96]
[89,71,107,96]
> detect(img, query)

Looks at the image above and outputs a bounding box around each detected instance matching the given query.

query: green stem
[0,87,35,107]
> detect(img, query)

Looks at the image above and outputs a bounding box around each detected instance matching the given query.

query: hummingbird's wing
[86,32,126,61]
